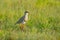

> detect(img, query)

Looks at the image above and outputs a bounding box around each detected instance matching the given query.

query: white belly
[22,21,26,24]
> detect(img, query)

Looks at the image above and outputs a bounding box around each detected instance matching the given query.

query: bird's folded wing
[15,16,25,24]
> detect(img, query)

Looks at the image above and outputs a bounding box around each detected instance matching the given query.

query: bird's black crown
[25,11,29,13]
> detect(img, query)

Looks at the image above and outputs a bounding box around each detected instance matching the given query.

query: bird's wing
[15,16,25,24]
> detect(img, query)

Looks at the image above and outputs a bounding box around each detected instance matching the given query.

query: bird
[15,11,29,31]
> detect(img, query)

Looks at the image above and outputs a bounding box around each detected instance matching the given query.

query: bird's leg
[20,24,25,31]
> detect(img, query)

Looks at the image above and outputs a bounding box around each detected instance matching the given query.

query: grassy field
[0,0,60,40]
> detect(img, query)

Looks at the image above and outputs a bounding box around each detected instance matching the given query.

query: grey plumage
[16,15,25,24]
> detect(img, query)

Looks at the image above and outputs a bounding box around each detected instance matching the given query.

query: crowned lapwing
[16,11,29,31]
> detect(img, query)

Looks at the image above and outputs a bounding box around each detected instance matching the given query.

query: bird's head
[24,11,29,15]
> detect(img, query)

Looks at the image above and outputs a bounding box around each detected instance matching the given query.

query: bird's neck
[24,13,28,16]
[24,13,28,21]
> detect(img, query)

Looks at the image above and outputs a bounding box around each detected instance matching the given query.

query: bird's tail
[15,21,19,25]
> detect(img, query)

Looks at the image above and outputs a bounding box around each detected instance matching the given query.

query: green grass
[0,0,60,40]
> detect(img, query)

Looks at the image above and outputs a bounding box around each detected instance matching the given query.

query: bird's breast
[24,14,28,21]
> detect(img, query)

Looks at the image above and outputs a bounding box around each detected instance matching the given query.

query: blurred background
[0,0,60,40]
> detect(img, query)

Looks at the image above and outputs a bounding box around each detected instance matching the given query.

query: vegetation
[0,0,60,40]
